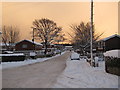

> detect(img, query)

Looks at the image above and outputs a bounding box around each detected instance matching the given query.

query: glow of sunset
[2,2,118,43]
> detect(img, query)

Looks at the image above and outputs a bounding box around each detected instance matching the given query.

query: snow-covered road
[2,52,71,88]
[53,52,119,88]
[0,52,66,69]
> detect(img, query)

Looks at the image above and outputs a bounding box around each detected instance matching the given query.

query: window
[22,44,27,48]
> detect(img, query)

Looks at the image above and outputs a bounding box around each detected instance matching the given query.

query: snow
[70,52,80,60]
[0,53,24,56]
[15,39,42,46]
[0,43,9,46]
[0,52,66,69]
[65,46,72,48]
[104,50,120,58]
[0,43,15,46]
[53,52,119,88]
[30,52,36,56]
[3,51,14,54]
[103,34,120,41]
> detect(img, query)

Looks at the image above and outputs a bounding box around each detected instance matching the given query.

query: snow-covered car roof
[70,52,80,60]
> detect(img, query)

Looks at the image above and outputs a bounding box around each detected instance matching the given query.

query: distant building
[97,34,120,52]
[0,43,8,52]
[0,43,15,51]
[15,40,43,51]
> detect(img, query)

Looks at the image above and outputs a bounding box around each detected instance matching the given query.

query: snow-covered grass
[0,52,66,69]
[104,50,120,58]
[53,52,119,88]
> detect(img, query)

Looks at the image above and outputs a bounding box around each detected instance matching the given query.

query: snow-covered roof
[103,34,120,41]
[15,39,42,46]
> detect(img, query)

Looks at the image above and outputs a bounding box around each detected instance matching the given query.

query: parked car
[70,52,80,60]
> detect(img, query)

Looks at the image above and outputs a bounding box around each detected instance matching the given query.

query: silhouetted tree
[32,18,65,55]
[69,22,103,55]
[2,26,20,50]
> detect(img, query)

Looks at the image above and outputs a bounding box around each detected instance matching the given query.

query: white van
[70,52,80,60]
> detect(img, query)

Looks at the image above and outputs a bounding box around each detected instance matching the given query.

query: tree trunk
[44,46,47,55]
[44,40,48,56]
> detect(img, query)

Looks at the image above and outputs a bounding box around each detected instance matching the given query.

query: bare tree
[69,22,103,55]
[2,26,20,50]
[32,18,65,55]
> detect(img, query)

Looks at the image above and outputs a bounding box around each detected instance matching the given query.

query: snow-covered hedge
[1,53,25,62]
[104,50,120,58]
[105,56,120,76]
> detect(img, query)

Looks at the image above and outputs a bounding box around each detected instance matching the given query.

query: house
[15,40,43,51]
[97,34,120,52]
[104,34,120,51]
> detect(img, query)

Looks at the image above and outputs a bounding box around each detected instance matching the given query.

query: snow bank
[0,52,66,69]
[53,52,119,88]
[104,50,120,58]
[0,53,24,56]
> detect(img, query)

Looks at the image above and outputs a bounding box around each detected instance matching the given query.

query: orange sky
[2,2,118,43]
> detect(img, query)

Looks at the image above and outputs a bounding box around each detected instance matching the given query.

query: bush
[105,56,120,76]
[105,56,120,67]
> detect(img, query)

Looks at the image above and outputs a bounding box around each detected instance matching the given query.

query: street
[2,51,71,88]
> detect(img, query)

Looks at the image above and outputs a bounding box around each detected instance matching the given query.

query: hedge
[105,56,120,76]
[2,56,25,62]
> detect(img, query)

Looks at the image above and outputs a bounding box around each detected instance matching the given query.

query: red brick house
[15,40,43,51]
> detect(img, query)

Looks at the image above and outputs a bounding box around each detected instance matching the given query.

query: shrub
[2,56,25,62]
[105,56,120,76]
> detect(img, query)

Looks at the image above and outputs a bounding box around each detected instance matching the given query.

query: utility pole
[32,28,35,52]
[90,0,94,66]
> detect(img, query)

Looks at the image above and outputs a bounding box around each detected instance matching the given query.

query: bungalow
[97,34,120,52]
[15,40,43,51]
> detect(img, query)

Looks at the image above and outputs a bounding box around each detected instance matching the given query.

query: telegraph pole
[90,0,94,66]
[32,28,35,52]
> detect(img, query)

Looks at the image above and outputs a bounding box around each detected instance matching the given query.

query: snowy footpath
[0,52,66,69]
[53,52,119,88]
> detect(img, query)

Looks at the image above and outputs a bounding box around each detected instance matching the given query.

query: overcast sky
[2,1,119,43]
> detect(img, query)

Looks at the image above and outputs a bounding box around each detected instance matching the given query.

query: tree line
[1,18,103,54]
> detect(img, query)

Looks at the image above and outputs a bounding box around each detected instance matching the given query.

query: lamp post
[90,0,94,66]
